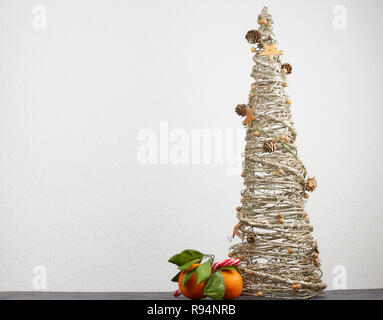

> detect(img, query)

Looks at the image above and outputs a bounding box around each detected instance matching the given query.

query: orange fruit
[222,269,243,300]
[178,264,206,300]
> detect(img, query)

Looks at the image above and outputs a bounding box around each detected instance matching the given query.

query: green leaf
[196,260,212,284]
[168,250,203,267]
[178,257,202,271]
[218,266,236,272]
[171,271,181,282]
[219,266,242,275]
[203,271,226,300]
[182,267,197,286]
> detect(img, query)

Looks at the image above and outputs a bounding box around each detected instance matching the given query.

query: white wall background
[0,0,382,292]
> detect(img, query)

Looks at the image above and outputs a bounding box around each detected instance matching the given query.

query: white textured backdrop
[0,0,382,291]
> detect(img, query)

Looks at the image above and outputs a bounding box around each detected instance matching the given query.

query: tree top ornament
[230,6,326,299]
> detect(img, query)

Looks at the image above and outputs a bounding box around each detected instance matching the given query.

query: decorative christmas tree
[229,7,326,299]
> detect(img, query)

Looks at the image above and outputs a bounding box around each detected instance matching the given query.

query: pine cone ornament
[305,177,317,192]
[263,140,278,153]
[235,104,247,117]
[258,14,271,26]
[247,232,257,244]
[245,30,261,44]
[281,63,292,74]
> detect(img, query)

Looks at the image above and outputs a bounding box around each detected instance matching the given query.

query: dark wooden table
[0,289,382,300]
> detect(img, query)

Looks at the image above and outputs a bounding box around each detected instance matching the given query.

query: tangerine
[222,269,243,300]
[178,264,206,299]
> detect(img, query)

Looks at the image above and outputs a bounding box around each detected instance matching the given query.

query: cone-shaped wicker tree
[230,7,326,299]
